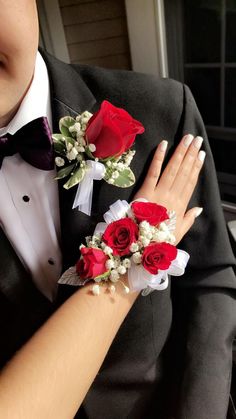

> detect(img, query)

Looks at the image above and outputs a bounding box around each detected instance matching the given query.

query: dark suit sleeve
[171,84,236,419]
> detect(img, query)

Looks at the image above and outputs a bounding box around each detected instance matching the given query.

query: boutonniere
[52,100,144,215]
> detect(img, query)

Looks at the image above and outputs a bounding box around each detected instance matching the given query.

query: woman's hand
[134,134,205,245]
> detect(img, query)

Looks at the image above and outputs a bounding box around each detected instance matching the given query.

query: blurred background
[37,0,236,226]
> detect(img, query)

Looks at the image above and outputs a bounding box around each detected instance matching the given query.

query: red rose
[85,100,144,158]
[142,242,177,275]
[131,201,169,226]
[102,217,139,256]
[76,247,109,279]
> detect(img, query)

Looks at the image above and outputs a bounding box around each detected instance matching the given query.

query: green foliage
[55,164,75,180]
[107,168,135,188]
[59,116,76,137]
[63,167,86,189]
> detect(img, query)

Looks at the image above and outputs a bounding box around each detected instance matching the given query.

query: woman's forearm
[0,135,205,418]
[0,280,139,419]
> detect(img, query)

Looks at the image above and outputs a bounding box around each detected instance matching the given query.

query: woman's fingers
[135,133,205,225]
[181,150,206,207]
[179,207,203,240]
[170,136,203,195]
[140,140,168,192]
[157,134,194,190]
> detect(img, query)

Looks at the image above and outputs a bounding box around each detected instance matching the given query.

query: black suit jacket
[0,50,235,419]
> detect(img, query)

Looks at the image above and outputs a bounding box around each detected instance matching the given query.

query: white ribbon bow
[72,160,105,216]
[128,249,190,295]
[103,199,130,224]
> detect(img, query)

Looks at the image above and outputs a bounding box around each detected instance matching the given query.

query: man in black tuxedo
[0,2,235,418]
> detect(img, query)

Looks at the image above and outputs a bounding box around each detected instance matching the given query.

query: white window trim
[37,0,70,63]
[125,0,168,77]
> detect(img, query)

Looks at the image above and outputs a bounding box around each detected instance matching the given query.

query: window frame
[37,0,70,63]
[125,0,168,76]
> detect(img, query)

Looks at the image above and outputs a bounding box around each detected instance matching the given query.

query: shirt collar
[0,52,52,136]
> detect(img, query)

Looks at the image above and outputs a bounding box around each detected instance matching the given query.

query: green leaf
[54,141,66,155]
[63,166,85,189]
[52,134,74,155]
[52,133,65,142]
[59,116,76,137]
[106,168,135,188]
[55,164,75,180]
[52,134,74,145]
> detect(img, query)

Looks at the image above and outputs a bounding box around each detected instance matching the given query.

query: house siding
[59,0,131,69]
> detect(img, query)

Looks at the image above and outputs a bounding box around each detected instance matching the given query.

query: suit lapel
[41,50,97,132]
[41,51,99,269]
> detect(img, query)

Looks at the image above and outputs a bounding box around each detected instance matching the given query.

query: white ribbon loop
[103,200,130,224]
[72,160,105,215]
[168,249,190,276]
[93,222,107,237]
[128,249,190,294]
[128,263,169,293]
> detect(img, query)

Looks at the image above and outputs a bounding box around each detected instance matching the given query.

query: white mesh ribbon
[103,199,130,224]
[93,222,107,237]
[128,249,190,295]
[72,160,105,215]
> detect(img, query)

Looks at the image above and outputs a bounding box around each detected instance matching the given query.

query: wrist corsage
[53,100,144,215]
[58,200,190,296]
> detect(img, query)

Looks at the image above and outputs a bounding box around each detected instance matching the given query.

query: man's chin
[0,112,10,128]
[0,103,19,128]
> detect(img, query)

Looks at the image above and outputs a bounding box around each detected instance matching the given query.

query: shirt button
[22,195,30,202]
[48,258,55,265]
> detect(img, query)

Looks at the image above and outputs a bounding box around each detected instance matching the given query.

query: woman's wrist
[76,274,140,303]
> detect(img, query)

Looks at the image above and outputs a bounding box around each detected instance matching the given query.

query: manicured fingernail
[198,150,206,162]
[193,136,203,148]
[183,134,194,147]
[195,207,203,218]
[160,140,168,151]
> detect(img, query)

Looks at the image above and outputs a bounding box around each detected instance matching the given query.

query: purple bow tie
[0,117,54,170]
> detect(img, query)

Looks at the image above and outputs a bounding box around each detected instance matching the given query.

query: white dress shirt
[0,52,62,301]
